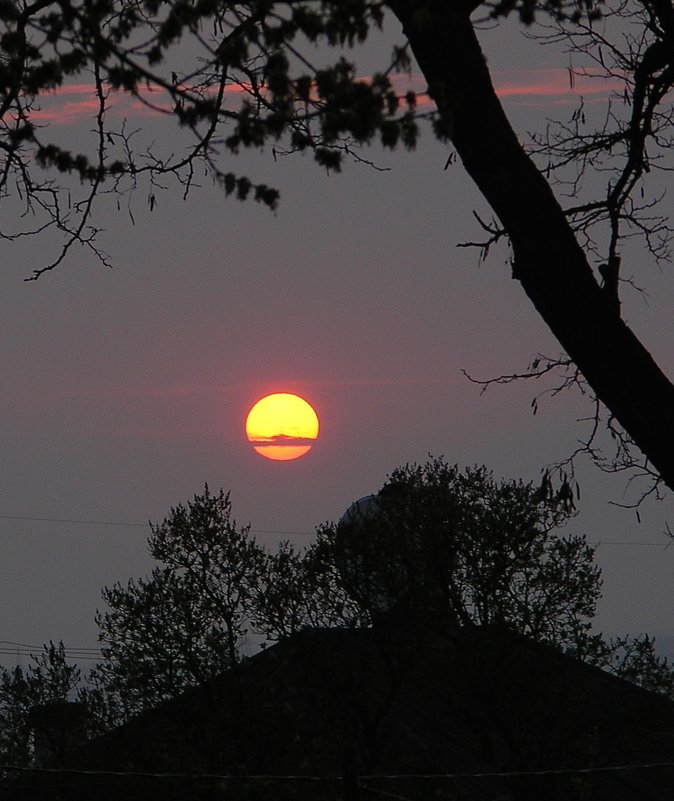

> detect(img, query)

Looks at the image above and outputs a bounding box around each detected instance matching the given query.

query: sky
[2,10,674,668]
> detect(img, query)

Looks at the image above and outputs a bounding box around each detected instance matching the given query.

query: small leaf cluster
[490,0,603,24]
[315,60,417,151]
[222,171,279,208]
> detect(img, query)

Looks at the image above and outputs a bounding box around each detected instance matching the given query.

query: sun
[245,393,320,461]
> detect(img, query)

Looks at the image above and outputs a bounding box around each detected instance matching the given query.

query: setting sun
[245,393,319,461]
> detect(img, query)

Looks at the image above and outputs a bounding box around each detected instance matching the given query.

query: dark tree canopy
[304,459,599,648]
[1,473,673,750]
[2,0,674,489]
[90,471,673,725]
[0,643,84,768]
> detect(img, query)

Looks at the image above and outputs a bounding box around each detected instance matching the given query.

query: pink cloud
[494,67,626,101]
[392,66,624,110]
[29,99,103,123]
[25,81,248,125]
[25,66,624,127]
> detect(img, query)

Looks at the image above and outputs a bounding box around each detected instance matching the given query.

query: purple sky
[1,16,673,665]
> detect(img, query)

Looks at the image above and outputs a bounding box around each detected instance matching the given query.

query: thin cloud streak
[29,67,623,125]
[495,67,626,99]
[393,67,623,109]
[27,81,247,124]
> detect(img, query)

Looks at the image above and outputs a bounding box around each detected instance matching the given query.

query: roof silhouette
[8,621,674,800]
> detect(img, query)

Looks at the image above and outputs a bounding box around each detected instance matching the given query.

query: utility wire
[0,513,313,537]
[2,761,674,781]
[0,766,325,780]
[0,650,103,663]
[360,784,416,801]
[0,514,147,528]
[0,514,671,545]
[360,762,674,778]
[0,641,112,664]
[0,640,100,652]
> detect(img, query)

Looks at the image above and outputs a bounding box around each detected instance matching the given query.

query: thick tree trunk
[389,0,674,491]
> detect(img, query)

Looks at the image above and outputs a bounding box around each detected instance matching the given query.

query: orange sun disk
[245,393,319,461]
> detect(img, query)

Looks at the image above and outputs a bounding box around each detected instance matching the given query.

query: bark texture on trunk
[389,0,674,490]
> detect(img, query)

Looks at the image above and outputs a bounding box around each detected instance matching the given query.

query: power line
[0,650,103,663]
[0,765,325,780]
[2,760,674,781]
[250,528,315,537]
[1,513,672,546]
[0,513,313,537]
[0,641,106,664]
[592,541,674,547]
[0,640,101,653]
[361,762,674,778]
[0,649,101,659]
[0,514,147,528]
[361,785,415,801]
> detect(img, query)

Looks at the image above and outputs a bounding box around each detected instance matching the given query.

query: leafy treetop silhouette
[1,472,673,761]
[90,473,674,722]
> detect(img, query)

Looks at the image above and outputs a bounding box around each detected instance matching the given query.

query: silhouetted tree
[0,643,83,768]
[2,475,672,764]
[576,631,674,696]
[91,486,266,717]
[89,472,616,720]
[254,458,674,694]
[2,1,674,490]
[272,459,599,648]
